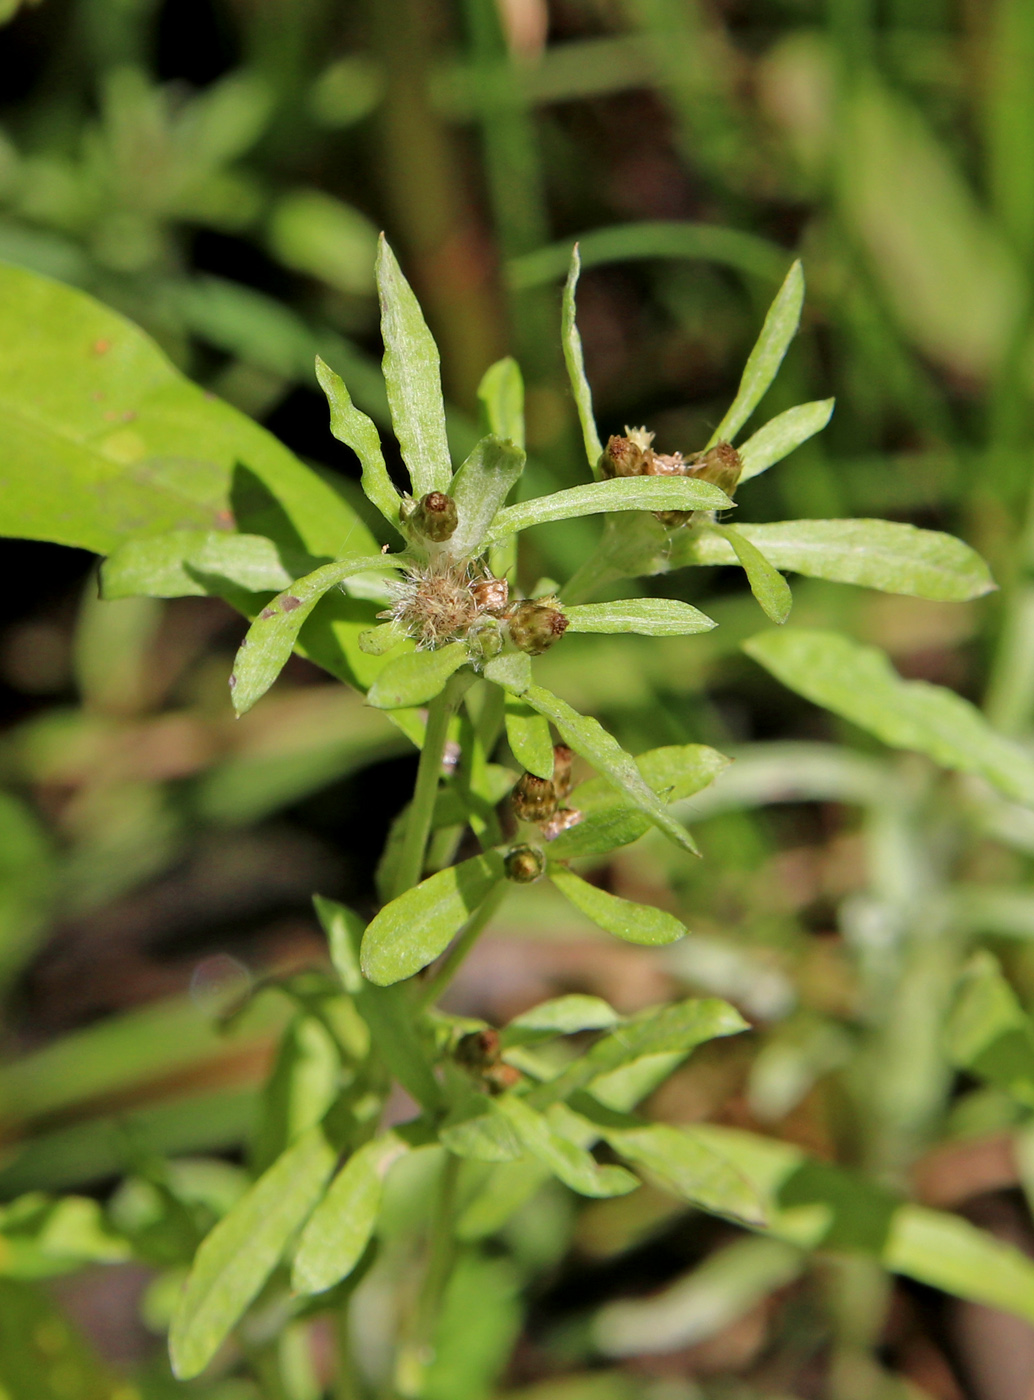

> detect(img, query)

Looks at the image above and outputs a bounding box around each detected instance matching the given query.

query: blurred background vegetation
[3,1,1034,1398]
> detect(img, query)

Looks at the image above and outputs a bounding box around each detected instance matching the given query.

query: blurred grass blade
[562,245,604,476]
[707,260,804,447]
[376,235,452,497]
[549,865,687,946]
[738,400,834,483]
[316,356,400,529]
[713,525,792,624]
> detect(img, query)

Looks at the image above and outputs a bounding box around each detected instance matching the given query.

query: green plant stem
[394,1151,461,1398]
[415,882,508,1011]
[393,680,463,899]
[333,1303,362,1400]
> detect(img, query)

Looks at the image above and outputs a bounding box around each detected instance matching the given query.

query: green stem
[416,883,508,1011]
[333,1303,362,1400]
[393,680,463,899]
[394,1152,462,1398]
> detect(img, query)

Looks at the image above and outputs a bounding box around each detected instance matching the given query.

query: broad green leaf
[483,475,733,547]
[439,1094,523,1163]
[169,1125,337,1378]
[713,525,792,624]
[477,357,525,449]
[0,262,375,559]
[707,260,804,446]
[376,236,451,497]
[492,1095,636,1198]
[945,952,1034,1108]
[291,1133,409,1295]
[522,685,699,854]
[316,355,400,529]
[483,651,532,693]
[549,865,687,947]
[500,995,621,1048]
[504,697,554,779]
[738,400,835,483]
[315,896,442,1111]
[101,529,293,599]
[230,556,403,715]
[594,1236,803,1356]
[672,520,995,602]
[562,246,604,475]
[447,436,526,558]
[531,998,748,1110]
[366,642,470,710]
[361,851,506,985]
[745,628,1034,805]
[564,598,716,636]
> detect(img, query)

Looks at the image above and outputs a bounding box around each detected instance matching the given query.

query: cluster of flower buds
[508,744,581,867]
[599,428,742,528]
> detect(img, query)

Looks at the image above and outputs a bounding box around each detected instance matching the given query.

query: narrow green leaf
[738,400,835,483]
[366,642,470,710]
[945,951,1034,1108]
[745,628,1034,806]
[376,236,451,497]
[169,1125,337,1378]
[501,995,621,1048]
[316,355,400,529]
[547,809,653,860]
[361,851,506,985]
[477,357,525,449]
[447,436,526,558]
[671,520,996,602]
[492,1095,636,1198]
[562,245,604,475]
[714,525,792,624]
[292,1133,409,1295]
[594,1121,766,1226]
[707,260,805,447]
[886,1203,1034,1322]
[102,530,293,600]
[565,597,716,636]
[483,651,532,694]
[483,476,732,547]
[522,684,699,854]
[230,556,402,715]
[549,865,687,947]
[504,697,554,779]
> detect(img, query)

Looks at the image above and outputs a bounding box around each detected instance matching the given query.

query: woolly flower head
[380,557,508,651]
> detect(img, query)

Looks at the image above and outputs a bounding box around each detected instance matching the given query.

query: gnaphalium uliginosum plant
[158,237,1001,1391]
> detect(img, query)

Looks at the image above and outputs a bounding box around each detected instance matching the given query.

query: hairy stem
[393,679,464,899]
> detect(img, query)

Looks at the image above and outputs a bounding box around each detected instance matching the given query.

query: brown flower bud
[410,491,458,542]
[455,1028,500,1072]
[552,743,575,800]
[504,843,546,883]
[471,576,509,613]
[512,773,558,823]
[507,599,568,655]
[599,430,653,479]
[687,442,742,499]
[541,807,583,841]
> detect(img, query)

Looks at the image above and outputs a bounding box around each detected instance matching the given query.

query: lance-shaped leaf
[229,555,403,715]
[292,1132,409,1295]
[504,697,554,779]
[945,951,1034,1108]
[530,998,748,1110]
[361,851,506,985]
[169,1125,337,1378]
[564,598,716,636]
[521,684,699,854]
[713,525,792,624]
[102,529,293,599]
[745,628,1034,806]
[492,1095,636,1198]
[738,400,835,483]
[477,357,525,448]
[483,476,733,547]
[316,355,400,529]
[366,641,470,710]
[707,260,805,447]
[447,436,526,557]
[500,995,621,1048]
[671,519,995,602]
[376,235,451,497]
[563,245,604,475]
[550,865,687,947]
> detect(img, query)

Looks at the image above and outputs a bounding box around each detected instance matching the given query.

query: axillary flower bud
[599,426,655,479]
[410,491,458,543]
[512,772,558,823]
[504,843,546,884]
[506,598,568,655]
[552,743,574,801]
[687,442,742,499]
[471,576,509,613]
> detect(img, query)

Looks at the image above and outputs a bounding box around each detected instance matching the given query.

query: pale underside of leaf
[562,245,604,476]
